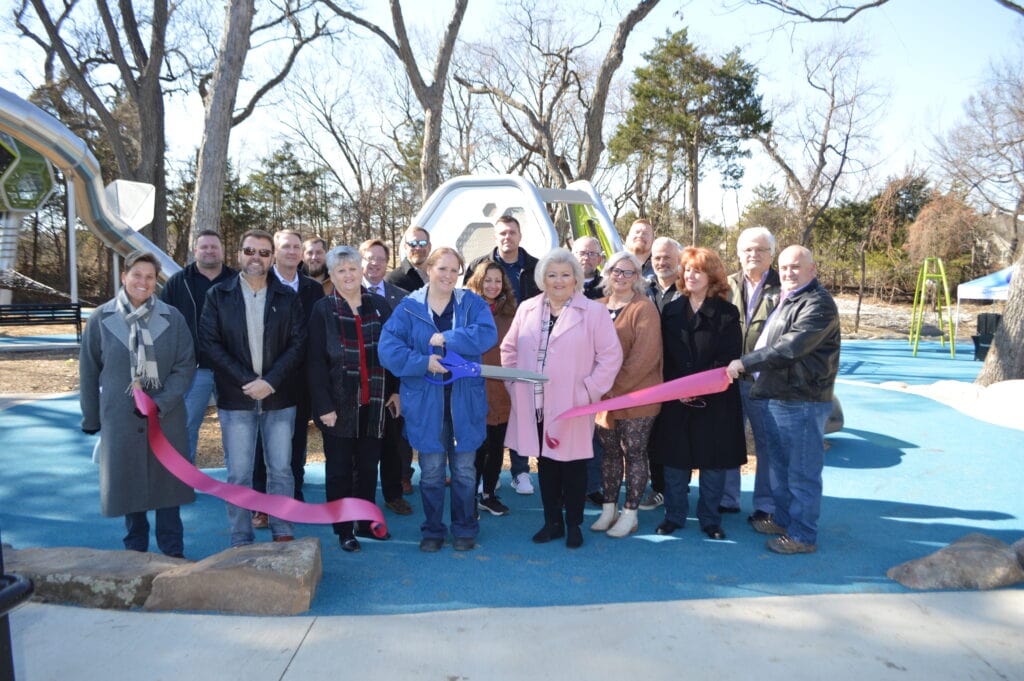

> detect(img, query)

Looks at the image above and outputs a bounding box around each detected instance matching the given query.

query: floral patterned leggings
[596,415,655,510]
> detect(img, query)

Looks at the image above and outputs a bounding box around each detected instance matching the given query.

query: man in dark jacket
[726,245,840,555]
[199,229,307,546]
[463,215,540,305]
[463,214,540,495]
[160,229,236,462]
[360,238,414,516]
[722,227,781,520]
[572,235,606,300]
[385,226,431,293]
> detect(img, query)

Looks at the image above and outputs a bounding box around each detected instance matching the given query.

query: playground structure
[0,87,178,304]
[414,175,623,264]
[909,257,955,358]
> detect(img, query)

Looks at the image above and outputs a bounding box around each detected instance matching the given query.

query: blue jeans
[419,412,479,541]
[722,381,776,513]
[663,466,727,530]
[219,406,296,546]
[182,368,215,464]
[124,507,183,556]
[763,399,832,545]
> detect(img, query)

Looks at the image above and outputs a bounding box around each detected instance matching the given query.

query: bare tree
[321,0,467,200]
[934,56,1024,258]
[755,37,883,245]
[741,1,1024,22]
[188,0,330,249]
[454,0,659,188]
[746,0,1024,384]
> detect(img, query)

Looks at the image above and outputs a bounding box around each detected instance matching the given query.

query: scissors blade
[478,365,549,384]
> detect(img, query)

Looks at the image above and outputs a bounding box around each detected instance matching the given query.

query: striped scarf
[116,287,160,392]
[332,291,387,437]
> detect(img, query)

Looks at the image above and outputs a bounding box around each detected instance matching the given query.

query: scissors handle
[423,350,481,385]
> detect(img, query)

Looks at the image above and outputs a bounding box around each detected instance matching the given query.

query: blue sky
[3,0,1022,225]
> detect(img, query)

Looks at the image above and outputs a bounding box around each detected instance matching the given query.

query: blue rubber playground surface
[1,339,1021,616]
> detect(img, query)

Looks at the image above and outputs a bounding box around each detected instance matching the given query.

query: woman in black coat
[651,247,747,540]
[307,246,399,553]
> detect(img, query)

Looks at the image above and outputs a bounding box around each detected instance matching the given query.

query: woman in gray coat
[79,251,196,557]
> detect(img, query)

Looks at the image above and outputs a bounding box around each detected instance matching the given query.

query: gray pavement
[9,590,1023,680]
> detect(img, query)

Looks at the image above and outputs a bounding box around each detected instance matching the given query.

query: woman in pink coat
[501,248,623,549]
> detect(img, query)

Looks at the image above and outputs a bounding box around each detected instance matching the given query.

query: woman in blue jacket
[379,247,497,553]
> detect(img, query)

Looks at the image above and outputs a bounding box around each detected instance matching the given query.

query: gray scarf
[116,287,161,392]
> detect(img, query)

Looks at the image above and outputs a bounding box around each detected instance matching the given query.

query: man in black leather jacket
[199,229,307,546]
[726,245,840,555]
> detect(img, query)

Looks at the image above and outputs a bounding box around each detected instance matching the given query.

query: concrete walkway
[9,590,1023,680]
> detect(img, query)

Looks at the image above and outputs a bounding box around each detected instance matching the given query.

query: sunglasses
[241,247,272,257]
[406,239,429,248]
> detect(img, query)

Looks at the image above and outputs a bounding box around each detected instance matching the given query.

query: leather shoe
[402,478,414,495]
[655,520,683,536]
[532,524,565,544]
[251,512,269,529]
[355,525,392,541]
[385,498,413,515]
[339,536,361,553]
[565,525,583,549]
[703,526,727,540]
[453,536,476,551]
[718,505,741,514]
[272,535,294,542]
[419,537,444,552]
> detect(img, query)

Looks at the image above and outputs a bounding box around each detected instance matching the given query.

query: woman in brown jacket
[465,262,517,516]
[592,251,664,537]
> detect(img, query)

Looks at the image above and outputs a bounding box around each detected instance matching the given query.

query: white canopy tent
[955,266,1012,338]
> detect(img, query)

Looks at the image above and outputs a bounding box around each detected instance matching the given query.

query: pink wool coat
[501,293,623,461]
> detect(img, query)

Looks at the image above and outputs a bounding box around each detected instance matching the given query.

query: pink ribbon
[132,387,388,537]
[545,368,732,448]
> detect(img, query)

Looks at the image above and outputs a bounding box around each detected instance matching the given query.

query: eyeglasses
[406,239,429,248]
[241,247,272,257]
[609,267,637,278]
[576,250,603,258]
[680,397,706,408]
[741,247,770,256]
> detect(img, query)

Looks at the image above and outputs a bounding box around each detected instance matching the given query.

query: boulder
[887,533,1024,590]
[144,538,322,615]
[2,546,188,609]
[1014,538,1024,569]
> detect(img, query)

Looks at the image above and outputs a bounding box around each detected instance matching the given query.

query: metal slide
[0,87,180,279]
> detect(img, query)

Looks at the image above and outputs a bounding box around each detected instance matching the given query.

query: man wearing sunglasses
[385,226,432,293]
[199,229,308,547]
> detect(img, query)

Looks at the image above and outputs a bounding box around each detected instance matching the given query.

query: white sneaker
[512,472,534,495]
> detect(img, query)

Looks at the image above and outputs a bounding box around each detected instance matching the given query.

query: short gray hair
[737,226,777,257]
[652,236,682,253]
[326,245,361,272]
[601,251,647,298]
[535,248,584,293]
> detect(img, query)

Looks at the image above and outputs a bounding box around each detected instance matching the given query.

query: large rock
[144,537,322,615]
[1014,538,1024,569]
[2,546,187,609]
[888,533,1024,590]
